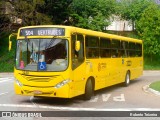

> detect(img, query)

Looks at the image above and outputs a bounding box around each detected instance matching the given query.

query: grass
[150,81,160,92]
[144,56,160,70]
[144,64,160,70]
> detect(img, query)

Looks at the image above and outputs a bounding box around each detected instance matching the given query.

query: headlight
[15,80,23,87]
[54,79,71,89]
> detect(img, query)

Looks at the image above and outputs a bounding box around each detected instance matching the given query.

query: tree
[117,0,154,31]
[0,15,10,32]
[69,0,117,31]
[136,3,160,60]
[0,1,11,32]
[12,0,52,26]
[42,0,73,25]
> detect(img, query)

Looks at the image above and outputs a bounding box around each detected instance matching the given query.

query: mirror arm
[9,33,17,51]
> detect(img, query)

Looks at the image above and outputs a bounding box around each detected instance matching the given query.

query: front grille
[21,74,59,82]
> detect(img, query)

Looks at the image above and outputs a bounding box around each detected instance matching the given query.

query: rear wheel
[84,78,93,100]
[124,71,130,87]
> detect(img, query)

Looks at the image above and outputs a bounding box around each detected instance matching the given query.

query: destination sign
[20,28,65,36]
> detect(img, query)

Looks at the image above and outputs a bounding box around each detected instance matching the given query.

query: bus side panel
[69,62,88,98]
[94,58,125,90]
[89,59,107,90]
[129,57,143,80]
[107,58,126,86]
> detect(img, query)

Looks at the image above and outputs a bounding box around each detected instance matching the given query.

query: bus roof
[18,25,142,43]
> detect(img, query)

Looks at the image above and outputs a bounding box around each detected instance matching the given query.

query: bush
[0,33,16,72]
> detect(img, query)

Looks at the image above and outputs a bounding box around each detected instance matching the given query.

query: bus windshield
[16,38,68,71]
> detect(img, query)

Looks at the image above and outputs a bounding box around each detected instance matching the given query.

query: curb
[148,88,160,96]
[143,84,160,96]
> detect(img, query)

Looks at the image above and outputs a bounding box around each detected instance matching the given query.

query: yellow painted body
[14,25,143,98]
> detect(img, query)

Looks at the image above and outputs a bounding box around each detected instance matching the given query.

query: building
[155,0,160,4]
[106,0,160,32]
[105,15,133,32]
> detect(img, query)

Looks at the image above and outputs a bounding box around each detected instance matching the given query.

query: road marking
[113,94,125,102]
[0,92,8,96]
[0,104,160,111]
[89,96,99,102]
[89,94,125,102]
[102,94,111,102]
[0,77,14,83]
[0,77,14,80]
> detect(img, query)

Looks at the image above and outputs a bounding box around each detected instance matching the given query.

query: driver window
[71,33,84,70]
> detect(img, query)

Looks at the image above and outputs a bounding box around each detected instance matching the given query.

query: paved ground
[0,73,13,77]
[0,71,160,120]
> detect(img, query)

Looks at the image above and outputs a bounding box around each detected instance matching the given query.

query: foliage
[10,0,73,25]
[0,15,10,32]
[0,33,16,72]
[70,0,117,31]
[117,0,160,59]
[42,0,73,25]
[0,1,11,32]
[12,0,52,26]
[136,3,160,58]
[117,0,154,30]
[144,55,160,70]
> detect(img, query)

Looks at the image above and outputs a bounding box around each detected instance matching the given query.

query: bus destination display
[20,28,65,36]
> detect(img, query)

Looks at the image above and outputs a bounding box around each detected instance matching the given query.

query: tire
[124,71,130,87]
[84,79,93,100]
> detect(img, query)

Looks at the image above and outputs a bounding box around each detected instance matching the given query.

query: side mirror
[75,41,80,52]
[8,33,17,51]
[9,41,12,51]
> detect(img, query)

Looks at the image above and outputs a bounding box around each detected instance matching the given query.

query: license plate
[33,90,42,95]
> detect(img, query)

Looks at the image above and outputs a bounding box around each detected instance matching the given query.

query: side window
[71,33,84,70]
[111,39,120,58]
[128,42,135,57]
[135,43,142,57]
[100,38,111,58]
[121,41,142,58]
[121,41,128,58]
[86,36,99,58]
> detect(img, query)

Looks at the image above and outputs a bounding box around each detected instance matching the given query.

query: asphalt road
[0,71,160,120]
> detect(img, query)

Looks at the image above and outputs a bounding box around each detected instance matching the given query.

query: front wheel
[124,71,130,87]
[84,79,93,100]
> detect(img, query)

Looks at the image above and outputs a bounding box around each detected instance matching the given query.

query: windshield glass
[16,38,69,71]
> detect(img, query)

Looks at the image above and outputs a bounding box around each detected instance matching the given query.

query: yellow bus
[10,25,143,100]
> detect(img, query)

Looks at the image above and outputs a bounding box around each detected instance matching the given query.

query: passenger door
[71,34,86,97]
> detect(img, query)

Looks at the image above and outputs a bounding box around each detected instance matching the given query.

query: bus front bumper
[14,81,70,98]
